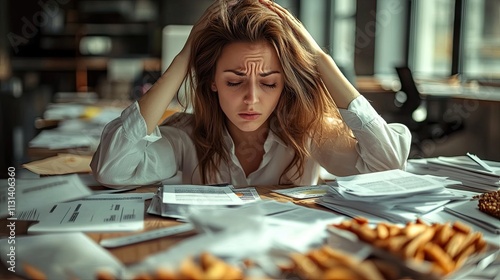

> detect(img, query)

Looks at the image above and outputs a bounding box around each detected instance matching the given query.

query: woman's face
[212,41,284,134]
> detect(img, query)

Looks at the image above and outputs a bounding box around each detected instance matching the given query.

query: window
[330,0,356,67]
[374,0,408,75]
[410,0,455,77]
[462,0,500,80]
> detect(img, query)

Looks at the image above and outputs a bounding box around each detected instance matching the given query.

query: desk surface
[359,75,500,103]
[418,82,500,102]
[1,181,499,280]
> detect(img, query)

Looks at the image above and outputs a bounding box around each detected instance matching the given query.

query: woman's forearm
[316,52,360,109]
[138,51,190,134]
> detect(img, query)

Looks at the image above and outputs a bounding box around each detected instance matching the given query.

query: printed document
[25,193,152,233]
[162,185,245,205]
[0,174,92,218]
[336,169,444,197]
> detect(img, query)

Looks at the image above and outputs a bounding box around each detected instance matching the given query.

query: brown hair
[180,0,345,184]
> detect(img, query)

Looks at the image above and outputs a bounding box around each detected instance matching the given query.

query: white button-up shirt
[91,95,411,188]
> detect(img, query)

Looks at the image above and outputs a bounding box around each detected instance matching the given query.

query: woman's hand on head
[259,0,324,57]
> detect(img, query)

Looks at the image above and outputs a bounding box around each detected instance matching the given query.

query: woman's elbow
[90,156,131,189]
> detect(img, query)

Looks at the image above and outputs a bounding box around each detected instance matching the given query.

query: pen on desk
[466,152,495,172]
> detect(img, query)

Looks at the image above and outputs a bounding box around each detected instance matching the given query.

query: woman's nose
[244,83,259,105]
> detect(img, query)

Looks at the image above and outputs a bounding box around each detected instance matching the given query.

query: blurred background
[1,0,499,175]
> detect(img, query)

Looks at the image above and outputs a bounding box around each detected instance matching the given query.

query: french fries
[96,252,244,280]
[283,245,388,280]
[330,217,488,275]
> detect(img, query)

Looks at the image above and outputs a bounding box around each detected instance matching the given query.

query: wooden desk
[418,82,500,103]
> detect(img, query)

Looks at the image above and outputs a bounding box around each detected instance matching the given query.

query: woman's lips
[238,112,261,120]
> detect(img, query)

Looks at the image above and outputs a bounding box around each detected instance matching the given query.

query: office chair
[386,66,464,157]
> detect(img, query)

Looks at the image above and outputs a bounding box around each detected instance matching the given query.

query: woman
[91,0,411,188]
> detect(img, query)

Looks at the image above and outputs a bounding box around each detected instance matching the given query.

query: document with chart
[0,174,92,218]
[26,193,152,233]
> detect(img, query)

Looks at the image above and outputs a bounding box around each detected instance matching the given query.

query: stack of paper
[316,169,468,224]
[408,156,500,192]
[443,200,500,234]
[147,185,261,219]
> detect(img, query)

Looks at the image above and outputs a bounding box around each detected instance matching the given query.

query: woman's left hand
[259,0,324,57]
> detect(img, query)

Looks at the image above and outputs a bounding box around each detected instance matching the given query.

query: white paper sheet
[444,200,500,234]
[130,205,330,277]
[25,193,151,233]
[29,129,99,150]
[162,185,244,205]
[0,174,93,218]
[337,169,444,197]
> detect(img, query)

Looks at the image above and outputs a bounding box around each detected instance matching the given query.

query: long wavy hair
[179,0,346,184]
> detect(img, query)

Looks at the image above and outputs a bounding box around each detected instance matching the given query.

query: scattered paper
[408,157,500,192]
[29,130,98,150]
[272,185,328,199]
[24,193,152,233]
[0,233,125,279]
[317,170,467,224]
[444,200,500,234]
[0,174,93,218]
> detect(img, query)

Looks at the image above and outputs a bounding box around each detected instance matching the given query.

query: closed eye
[262,83,277,89]
[227,81,242,87]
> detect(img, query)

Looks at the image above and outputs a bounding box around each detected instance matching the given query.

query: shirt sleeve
[90,101,179,188]
[340,95,411,173]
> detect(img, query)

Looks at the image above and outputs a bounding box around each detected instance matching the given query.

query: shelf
[11,57,161,71]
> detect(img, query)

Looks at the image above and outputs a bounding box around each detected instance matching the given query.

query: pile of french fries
[331,217,488,276]
[96,252,244,280]
[279,245,395,280]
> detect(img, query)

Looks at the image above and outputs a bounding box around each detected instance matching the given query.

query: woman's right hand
[138,0,227,134]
